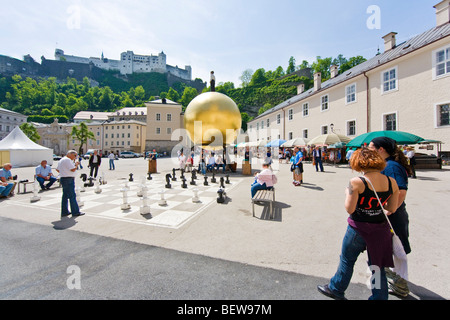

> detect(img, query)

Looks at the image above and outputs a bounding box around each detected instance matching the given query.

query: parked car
[53,154,62,160]
[83,150,94,159]
[120,151,140,158]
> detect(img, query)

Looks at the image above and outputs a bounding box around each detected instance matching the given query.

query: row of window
[155,127,172,134]
[155,113,172,121]
[252,44,450,132]
[105,133,139,139]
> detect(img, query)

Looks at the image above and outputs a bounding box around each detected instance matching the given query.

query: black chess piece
[203,176,208,186]
[165,173,172,188]
[172,168,177,181]
[147,172,152,180]
[190,173,196,185]
[80,173,87,182]
[192,169,198,180]
[85,176,94,187]
[129,173,134,182]
[181,177,187,189]
[217,188,225,203]
[180,169,185,179]
[225,174,230,184]
[220,177,225,188]
[211,171,216,183]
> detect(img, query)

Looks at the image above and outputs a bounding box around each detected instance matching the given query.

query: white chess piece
[30,179,41,202]
[158,189,167,206]
[140,184,151,215]
[94,180,102,194]
[137,176,146,197]
[120,184,131,210]
[76,186,84,207]
[192,187,200,203]
[101,171,107,185]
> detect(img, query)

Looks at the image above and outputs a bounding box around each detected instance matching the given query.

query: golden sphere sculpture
[184,92,241,150]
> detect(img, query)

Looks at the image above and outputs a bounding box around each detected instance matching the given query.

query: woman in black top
[318,148,399,300]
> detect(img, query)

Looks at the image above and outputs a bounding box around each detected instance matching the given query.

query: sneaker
[386,268,409,297]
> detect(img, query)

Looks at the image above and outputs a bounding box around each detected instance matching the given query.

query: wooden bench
[252,188,275,219]
[17,176,61,194]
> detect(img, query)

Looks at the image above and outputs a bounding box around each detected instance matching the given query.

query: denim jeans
[109,159,115,170]
[251,181,273,198]
[0,183,14,196]
[36,176,57,189]
[315,157,324,172]
[328,225,388,300]
[60,177,80,216]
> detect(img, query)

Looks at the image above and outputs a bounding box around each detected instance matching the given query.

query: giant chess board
[15,173,243,229]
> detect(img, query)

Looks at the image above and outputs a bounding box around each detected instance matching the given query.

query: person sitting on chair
[251,160,277,198]
[35,160,57,190]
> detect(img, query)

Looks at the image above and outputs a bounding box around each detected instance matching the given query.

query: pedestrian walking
[369,137,412,297]
[313,146,324,172]
[108,151,115,170]
[292,147,303,186]
[318,148,399,300]
[56,150,84,218]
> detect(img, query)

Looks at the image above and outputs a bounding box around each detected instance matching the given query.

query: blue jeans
[60,177,80,216]
[315,157,324,172]
[199,162,206,175]
[251,181,272,198]
[0,183,14,196]
[109,159,115,170]
[328,225,388,300]
[36,176,57,190]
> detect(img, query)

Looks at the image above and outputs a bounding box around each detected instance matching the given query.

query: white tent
[0,126,53,167]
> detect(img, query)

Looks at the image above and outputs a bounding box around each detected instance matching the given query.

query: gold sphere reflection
[184,92,241,150]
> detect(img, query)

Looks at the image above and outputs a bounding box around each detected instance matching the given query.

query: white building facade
[248,1,450,154]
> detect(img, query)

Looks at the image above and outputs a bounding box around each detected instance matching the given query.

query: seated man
[0,181,14,198]
[215,155,225,173]
[0,163,16,196]
[206,154,216,172]
[251,160,277,198]
[35,160,57,190]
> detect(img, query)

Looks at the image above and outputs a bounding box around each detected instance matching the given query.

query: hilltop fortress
[55,49,192,81]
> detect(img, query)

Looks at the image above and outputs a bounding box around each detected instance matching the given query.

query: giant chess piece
[140,184,151,216]
[225,174,230,184]
[217,188,226,203]
[181,177,187,189]
[129,173,134,182]
[30,179,41,202]
[76,186,84,207]
[211,171,216,183]
[85,176,94,188]
[190,173,196,185]
[147,172,152,180]
[100,171,107,185]
[180,169,185,180]
[220,176,225,189]
[192,169,198,180]
[165,173,172,189]
[203,176,209,186]
[94,179,102,194]
[172,168,177,181]
[80,173,87,192]
[192,188,200,203]
[137,176,146,197]
[158,190,167,206]
[120,184,131,210]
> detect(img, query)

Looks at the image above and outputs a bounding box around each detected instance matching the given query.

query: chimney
[434,0,450,26]
[382,32,397,52]
[297,83,305,94]
[314,72,321,91]
[330,65,339,78]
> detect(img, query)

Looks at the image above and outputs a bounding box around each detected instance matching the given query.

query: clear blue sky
[0,0,440,87]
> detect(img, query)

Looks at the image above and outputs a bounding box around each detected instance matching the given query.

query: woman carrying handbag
[318,148,399,300]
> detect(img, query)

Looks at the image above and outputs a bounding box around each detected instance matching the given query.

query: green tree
[166,87,180,102]
[179,87,198,110]
[249,68,267,87]
[239,69,253,87]
[71,122,95,155]
[20,122,40,143]
[286,56,296,74]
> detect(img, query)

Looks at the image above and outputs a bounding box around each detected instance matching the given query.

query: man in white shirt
[108,151,115,170]
[35,160,57,190]
[206,154,216,172]
[56,150,84,217]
